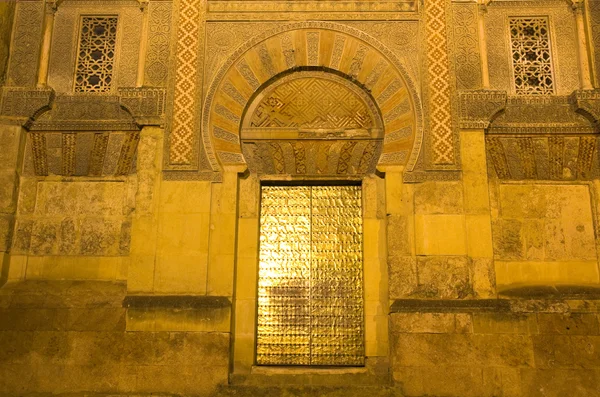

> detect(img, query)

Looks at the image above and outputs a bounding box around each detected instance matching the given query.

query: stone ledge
[122,294,231,309]
[390,299,510,313]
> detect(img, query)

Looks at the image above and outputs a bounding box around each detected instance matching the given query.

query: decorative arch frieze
[200,22,424,175]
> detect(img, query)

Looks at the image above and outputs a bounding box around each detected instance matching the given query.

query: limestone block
[394,366,494,397]
[3,254,26,280]
[461,130,491,215]
[159,181,212,214]
[416,256,472,299]
[362,175,385,219]
[495,184,597,262]
[365,314,388,356]
[156,212,211,255]
[388,255,417,299]
[465,214,493,258]
[384,171,409,215]
[57,218,77,255]
[495,260,600,289]
[80,218,121,256]
[387,215,412,256]
[537,313,599,335]
[238,174,260,219]
[521,219,545,260]
[0,126,21,170]
[533,335,577,368]
[0,170,18,212]
[153,254,208,294]
[520,368,600,397]
[126,306,230,332]
[415,214,467,255]
[16,178,37,215]
[472,312,538,334]
[0,214,13,252]
[469,257,496,298]
[129,216,159,256]
[29,220,59,255]
[390,313,457,334]
[414,181,464,214]
[207,253,235,296]
[493,219,525,260]
[392,333,535,367]
[499,185,548,219]
[25,256,123,280]
[209,212,237,256]
[36,181,127,216]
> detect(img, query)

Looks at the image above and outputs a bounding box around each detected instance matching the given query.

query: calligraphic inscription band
[257,186,364,366]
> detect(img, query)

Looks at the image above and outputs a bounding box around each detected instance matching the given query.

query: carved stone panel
[194,23,423,181]
[486,135,598,180]
[6,0,44,87]
[450,2,482,91]
[23,131,140,177]
[485,0,580,96]
[144,1,173,87]
[48,1,143,93]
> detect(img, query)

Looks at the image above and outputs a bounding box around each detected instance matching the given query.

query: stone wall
[390,299,600,397]
[491,183,600,290]
[0,281,229,396]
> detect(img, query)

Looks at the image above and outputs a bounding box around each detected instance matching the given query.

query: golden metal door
[256,185,365,366]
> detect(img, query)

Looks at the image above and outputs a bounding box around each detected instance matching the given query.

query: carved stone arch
[241,69,385,176]
[202,21,423,174]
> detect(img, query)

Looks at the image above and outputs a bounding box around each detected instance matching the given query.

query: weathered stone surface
[0,281,229,396]
[494,184,597,262]
[387,215,411,256]
[388,256,418,299]
[415,256,472,299]
[473,312,538,334]
[521,368,600,397]
[391,333,535,367]
[413,181,464,214]
[537,313,600,335]
[390,313,460,334]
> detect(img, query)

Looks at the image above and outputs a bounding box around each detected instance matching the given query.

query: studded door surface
[256,185,364,366]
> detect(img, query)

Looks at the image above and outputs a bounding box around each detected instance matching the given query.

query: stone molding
[118,87,167,127]
[571,89,600,127]
[0,87,166,130]
[402,170,462,183]
[0,86,55,122]
[458,89,507,129]
[390,293,600,314]
[123,295,231,309]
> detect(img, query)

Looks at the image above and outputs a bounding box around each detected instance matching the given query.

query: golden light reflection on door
[256,186,365,366]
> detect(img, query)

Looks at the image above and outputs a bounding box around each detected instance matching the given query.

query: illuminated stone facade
[0,0,600,395]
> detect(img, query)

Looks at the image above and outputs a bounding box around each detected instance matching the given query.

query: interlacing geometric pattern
[170,0,201,165]
[509,17,555,95]
[257,186,364,366]
[425,0,454,164]
[251,78,373,129]
[75,17,118,93]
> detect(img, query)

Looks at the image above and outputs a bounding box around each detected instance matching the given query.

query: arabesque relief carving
[240,72,383,176]
[458,90,507,129]
[486,135,598,180]
[25,130,140,177]
[183,22,424,182]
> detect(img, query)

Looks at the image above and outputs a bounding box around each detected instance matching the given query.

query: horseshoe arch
[201,22,424,174]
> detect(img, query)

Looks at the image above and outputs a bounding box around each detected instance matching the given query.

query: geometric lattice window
[509,17,555,95]
[74,16,118,93]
